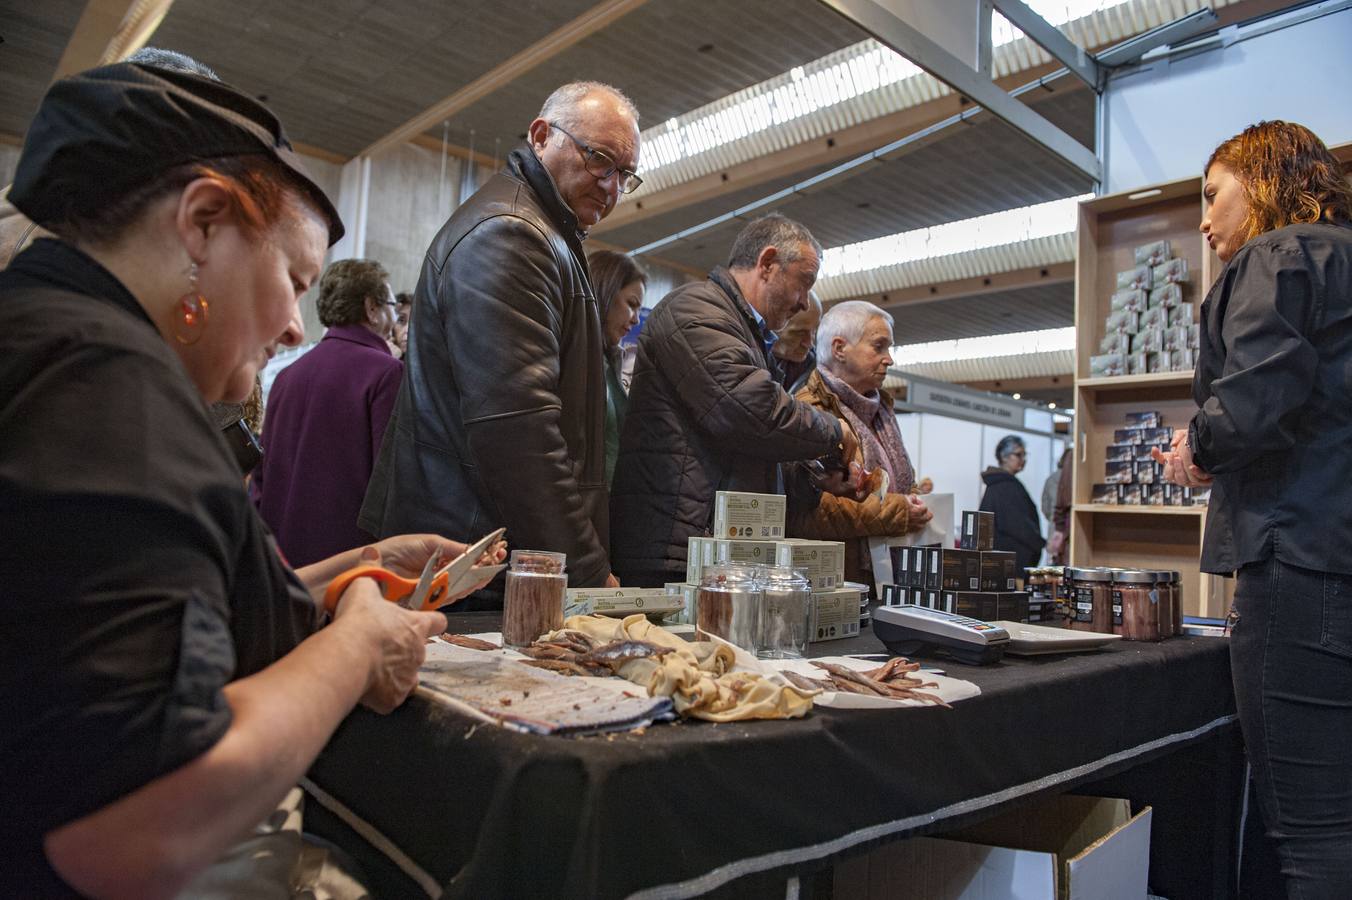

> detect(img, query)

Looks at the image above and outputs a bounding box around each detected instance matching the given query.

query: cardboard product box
[1090,483,1118,505]
[1138,306,1167,333]
[960,510,995,551]
[1161,483,1184,507]
[686,537,707,585]
[1112,427,1145,445]
[1133,239,1170,266]
[1104,443,1134,463]
[1104,460,1134,484]
[1115,264,1152,290]
[1187,486,1211,506]
[1127,352,1150,376]
[1119,483,1144,505]
[926,547,981,592]
[1132,460,1158,484]
[881,583,907,607]
[1026,596,1057,624]
[1123,410,1161,428]
[997,591,1031,622]
[663,583,699,624]
[833,795,1153,900]
[1142,483,1166,506]
[810,587,862,642]
[911,587,942,610]
[1141,426,1173,444]
[1098,330,1129,354]
[566,587,683,620]
[1089,353,1126,378]
[1153,256,1189,285]
[1168,302,1194,328]
[1154,281,1184,308]
[945,591,998,621]
[1108,288,1146,312]
[712,490,786,539]
[1104,308,1140,334]
[1133,442,1168,462]
[979,550,1017,592]
[1172,348,1195,370]
[888,545,926,589]
[776,539,846,590]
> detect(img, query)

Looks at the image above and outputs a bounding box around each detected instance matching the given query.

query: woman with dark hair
[252,258,403,566]
[1156,120,1352,898]
[979,435,1044,576]
[587,248,646,485]
[0,63,500,896]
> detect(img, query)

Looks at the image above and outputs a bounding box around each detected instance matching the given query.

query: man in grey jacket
[361,82,640,598]
[610,215,856,587]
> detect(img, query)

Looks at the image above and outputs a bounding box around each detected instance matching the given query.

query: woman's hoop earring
[173,262,209,346]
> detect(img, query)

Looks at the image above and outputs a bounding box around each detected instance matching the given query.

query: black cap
[9,62,344,245]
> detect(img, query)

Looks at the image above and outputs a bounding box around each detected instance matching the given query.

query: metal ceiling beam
[991,0,1099,88]
[52,0,176,82]
[817,0,1100,183]
[360,0,648,159]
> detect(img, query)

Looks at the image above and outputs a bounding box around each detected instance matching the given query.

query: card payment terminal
[872,605,1010,665]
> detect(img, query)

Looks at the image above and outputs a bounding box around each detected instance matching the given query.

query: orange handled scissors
[323,528,507,616]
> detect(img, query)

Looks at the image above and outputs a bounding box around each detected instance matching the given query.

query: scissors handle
[323,566,417,616]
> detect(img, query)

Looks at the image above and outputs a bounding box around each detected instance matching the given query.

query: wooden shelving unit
[1068,175,1229,618]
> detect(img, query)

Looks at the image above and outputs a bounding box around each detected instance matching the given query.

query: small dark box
[1124,411,1162,428]
[881,583,906,607]
[1105,460,1134,484]
[927,547,981,591]
[945,591,998,621]
[979,550,1017,592]
[960,510,995,551]
[997,591,1031,622]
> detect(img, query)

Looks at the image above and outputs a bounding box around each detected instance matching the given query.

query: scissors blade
[405,552,443,611]
[436,527,507,601]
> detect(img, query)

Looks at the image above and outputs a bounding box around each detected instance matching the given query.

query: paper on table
[868,492,955,596]
[775,655,980,709]
[416,640,672,735]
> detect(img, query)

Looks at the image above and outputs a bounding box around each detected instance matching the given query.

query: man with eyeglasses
[979,434,1046,577]
[362,81,640,602]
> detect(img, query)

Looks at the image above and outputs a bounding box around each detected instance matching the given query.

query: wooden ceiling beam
[361,0,649,159]
[52,0,176,82]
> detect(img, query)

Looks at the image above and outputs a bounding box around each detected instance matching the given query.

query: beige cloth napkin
[547,614,815,722]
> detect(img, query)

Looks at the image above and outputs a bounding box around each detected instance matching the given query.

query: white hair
[537,81,639,132]
[816,300,894,367]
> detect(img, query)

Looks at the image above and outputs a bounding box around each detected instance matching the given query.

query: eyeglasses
[549,122,643,194]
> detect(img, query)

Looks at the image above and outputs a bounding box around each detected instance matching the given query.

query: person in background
[0,62,505,897]
[914,476,933,494]
[1155,120,1352,899]
[770,289,822,391]
[362,81,641,598]
[587,249,646,486]
[391,290,413,359]
[788,300,931,590]
[979,435,1044,575]
[252,259,403,567]
[1043,445,1072,565]
[610,214,857,587]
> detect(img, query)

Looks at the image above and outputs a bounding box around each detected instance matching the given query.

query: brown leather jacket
[787,369,918,586]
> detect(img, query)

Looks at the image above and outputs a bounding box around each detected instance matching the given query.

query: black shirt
[0,239,320,894]
[1189,223,1352,575]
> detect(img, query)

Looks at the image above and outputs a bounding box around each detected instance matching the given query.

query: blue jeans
[1232,556,1352,899]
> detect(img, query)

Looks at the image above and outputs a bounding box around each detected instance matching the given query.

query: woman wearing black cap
[0,63,502,896]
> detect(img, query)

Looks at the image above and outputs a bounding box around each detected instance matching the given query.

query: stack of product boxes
[1089,240,1200,378]
[1089,410,1212,507]
[670,491,860,642]
[878,511,1035,623]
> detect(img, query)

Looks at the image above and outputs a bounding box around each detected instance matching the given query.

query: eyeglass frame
[548,122,643,194]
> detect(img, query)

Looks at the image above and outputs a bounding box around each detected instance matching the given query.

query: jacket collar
[708,266,779,372]
[507,145,590,274]
[322,322,392,354]
[3,237,155,330]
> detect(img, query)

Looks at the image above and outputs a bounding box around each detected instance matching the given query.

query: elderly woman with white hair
[788,300,931,589]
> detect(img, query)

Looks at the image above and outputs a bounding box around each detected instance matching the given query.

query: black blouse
[0,239,320,893]
[1189,222,1352,575]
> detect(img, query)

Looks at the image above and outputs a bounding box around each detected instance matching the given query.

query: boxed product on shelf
[713,490,786,539]
[1120,483,1144,505]
[1151,282,1184,308]
[1134,239,1171,266]
[810,586,861,641]
[1105,309,1140,333]
[1160,484,1185,506]
[1130,327,1161,354]
[1090,353,1126,377]
[686,536,712,585]
[1134,443,1169,462]
[1090,483,1119,504]
[1168,302,1194,328]
[1152,257,1189,285]
[1128,352,1150,375]
[1105,460,1134,484]
[881,583,906,606]
[1105,443,1134,462]
[1124,410,1162,427]
[1099,331,1129,354]
[1186,486,1211,505]
[1133,460,1159,484]
[1172,348,1195,370]
[1110,287,1147,311]
[960,510,995,551]
[1143,484,1166,506]
[710,538,846,590]
[889,545,924,588]
[1148,352,1169,374]
[1189,323,1201,348]
[1163,326,1189,352]
[1116,264,1152,290]
[941,590,1031,623]
[1113,427,1145,444]
[1142,426,1172,443]
[1139,306,1167,332]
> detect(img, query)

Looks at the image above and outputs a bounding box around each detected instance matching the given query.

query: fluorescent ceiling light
[640,1,1128,175]
[892,326,1076,365]
[818,194,1090,279]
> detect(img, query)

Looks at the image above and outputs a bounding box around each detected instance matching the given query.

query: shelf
[1073,503,1205,516]
[1078,371,1194,392]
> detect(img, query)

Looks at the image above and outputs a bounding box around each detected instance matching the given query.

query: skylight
[892,326,1076,365]
[818,193,1091,280]
[640,1,1128,176]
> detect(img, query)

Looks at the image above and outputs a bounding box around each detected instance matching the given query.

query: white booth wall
[896,410,1067,564]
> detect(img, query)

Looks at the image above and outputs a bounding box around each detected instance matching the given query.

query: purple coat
[252,324,402,567]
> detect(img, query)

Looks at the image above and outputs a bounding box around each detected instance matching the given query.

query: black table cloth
[304,613,1238,899]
